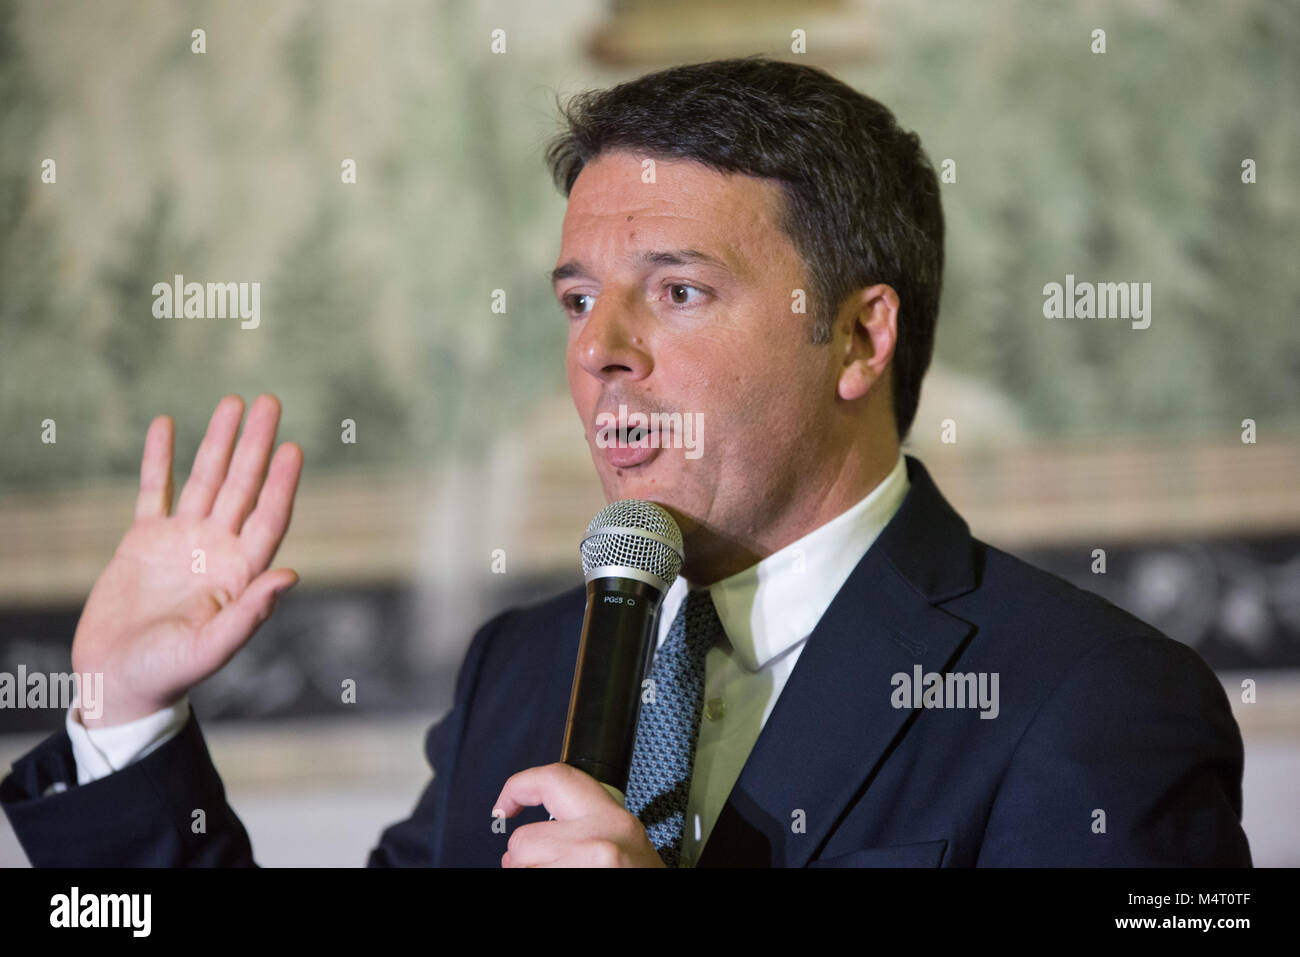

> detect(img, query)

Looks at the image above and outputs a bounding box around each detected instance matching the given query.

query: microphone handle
[561,576,665,797]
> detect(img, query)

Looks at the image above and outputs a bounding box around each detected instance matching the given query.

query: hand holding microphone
[492,499,683,867]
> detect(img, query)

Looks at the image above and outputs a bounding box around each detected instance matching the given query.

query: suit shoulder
[955,540,1226,693]
[431,583,587,740]
[515,582,588,620]
[472,584,587,656]
[970,539,1166,641]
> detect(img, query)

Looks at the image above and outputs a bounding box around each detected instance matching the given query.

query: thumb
[196,568,298,673]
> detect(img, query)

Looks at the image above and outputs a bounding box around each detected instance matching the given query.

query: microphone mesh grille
[580,499,684,584]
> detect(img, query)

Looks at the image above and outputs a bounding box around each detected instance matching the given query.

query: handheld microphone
[560,499,685,803]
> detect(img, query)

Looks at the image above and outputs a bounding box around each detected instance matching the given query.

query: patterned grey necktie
[624,588,724,867]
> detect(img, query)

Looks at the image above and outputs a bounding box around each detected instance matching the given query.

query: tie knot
[679,588,724,658]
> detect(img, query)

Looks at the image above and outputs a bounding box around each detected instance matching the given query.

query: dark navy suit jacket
[0,456,1252,866]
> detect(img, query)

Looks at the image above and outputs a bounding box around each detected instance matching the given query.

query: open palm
[71,395,303,727]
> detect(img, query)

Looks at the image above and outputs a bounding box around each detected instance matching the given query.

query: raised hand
[71,394,303,728]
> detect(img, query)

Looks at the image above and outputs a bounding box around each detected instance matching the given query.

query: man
[1,57,1250,867]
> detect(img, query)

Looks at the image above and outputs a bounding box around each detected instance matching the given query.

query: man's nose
[572,294,653,383]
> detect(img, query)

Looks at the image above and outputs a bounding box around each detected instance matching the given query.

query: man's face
[554,149,849,573]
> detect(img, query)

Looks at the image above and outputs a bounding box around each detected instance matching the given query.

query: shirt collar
[663,452,910,672]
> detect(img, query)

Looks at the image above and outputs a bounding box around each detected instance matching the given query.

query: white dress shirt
[65,453,910,865]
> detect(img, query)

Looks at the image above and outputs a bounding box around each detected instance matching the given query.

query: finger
[493,763,612,822]
[176,396,245,519]
[502,820,584,868]
[240,442,303,572]
[134,415,175,519]
[191,567,298,677]
[210,394,281,533]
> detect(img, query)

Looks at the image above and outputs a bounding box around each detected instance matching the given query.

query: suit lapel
[697,456,979,867]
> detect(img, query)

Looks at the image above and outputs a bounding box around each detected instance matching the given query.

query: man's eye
[562,293,594,317]
[666,284,705,306]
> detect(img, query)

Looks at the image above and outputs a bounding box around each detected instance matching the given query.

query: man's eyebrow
[550,249,732,287]
[549,261,589,286]
[636,248,730,272]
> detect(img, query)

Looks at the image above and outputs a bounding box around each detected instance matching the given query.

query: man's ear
[837,283,899,402]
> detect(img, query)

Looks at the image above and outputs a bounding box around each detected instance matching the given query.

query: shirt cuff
[65,696,192,786]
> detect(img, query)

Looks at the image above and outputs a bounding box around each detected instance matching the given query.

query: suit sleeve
[976,632,1252,866]
[366,607,515,867]
[0,708,255,866]
[1,606,517,868]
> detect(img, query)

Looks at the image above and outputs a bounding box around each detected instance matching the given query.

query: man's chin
[597,473,699,534]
